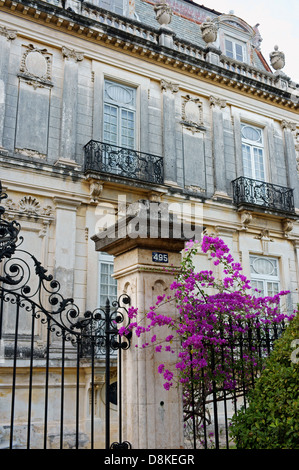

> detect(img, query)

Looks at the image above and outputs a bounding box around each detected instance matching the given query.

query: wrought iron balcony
[232,176,295,214]
[84,140,164,185]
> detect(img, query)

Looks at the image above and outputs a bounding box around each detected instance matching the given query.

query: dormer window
[215,13,259,67]
[225,37,246,62]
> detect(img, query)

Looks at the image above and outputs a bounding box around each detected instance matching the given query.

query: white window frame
[241,123,266,181]
[103,79,136,149]
[98,252,117,309]
[249,255,280,297]
[224,36,247,62]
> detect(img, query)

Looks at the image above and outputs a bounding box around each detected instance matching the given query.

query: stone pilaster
[57,46,84,164]
[210,95,228,198]
[161,79,179,185]
[0,26,17,150]
[281,120,299,209]
[53,197,81,298]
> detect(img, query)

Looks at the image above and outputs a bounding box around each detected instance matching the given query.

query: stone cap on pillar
[91,200,195,256]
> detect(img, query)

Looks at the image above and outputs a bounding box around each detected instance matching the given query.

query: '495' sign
[152,252,168,263]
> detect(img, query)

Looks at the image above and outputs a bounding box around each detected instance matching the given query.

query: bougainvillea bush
[119,235,295,444]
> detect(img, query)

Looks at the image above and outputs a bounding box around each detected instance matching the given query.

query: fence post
[92,205,187,449]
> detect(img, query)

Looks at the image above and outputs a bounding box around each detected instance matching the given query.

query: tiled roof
[135,0,269,71]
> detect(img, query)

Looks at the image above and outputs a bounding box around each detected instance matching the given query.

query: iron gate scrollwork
[0,181,132,449]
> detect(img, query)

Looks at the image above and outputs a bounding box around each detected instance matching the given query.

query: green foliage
[229,314,299,449]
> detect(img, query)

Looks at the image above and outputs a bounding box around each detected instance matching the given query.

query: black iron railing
[84,140,164,185]
[232,176,295,214]
[185,319,284,449]
[0,181,132,449]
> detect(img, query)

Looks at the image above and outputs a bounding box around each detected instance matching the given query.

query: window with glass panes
[95,0,125,16]
[225,37,246,62]
[250,255,280,297]
[241,124,265,181]
[98,253,117,308]
[103,80,136,149]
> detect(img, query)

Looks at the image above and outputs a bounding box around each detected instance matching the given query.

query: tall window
[103,80,136,149]
[241,124,265,181]
[225,37,246,62]
[98,252,117,308]
[250,255,280,297]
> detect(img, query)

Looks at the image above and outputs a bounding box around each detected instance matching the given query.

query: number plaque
[152,252,168,263]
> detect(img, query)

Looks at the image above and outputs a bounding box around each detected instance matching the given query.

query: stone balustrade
[6,0,298,100]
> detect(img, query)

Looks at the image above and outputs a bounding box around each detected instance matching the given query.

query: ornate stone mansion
[0,0,298,449]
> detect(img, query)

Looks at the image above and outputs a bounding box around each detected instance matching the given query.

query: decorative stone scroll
[282,218,294,238]
[160,79,179,94]
[62,46,84,62]
[209,95,226,109]
[89,181,104,204]
[239,210,253,231]
[281,120,297,132]
[0,25,17,40]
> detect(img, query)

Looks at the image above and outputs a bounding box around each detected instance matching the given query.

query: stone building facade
[0,0,298,449]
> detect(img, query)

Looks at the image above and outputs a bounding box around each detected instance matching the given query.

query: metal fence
[84,140,164,185]
[232,176,295,214]
[183,319,283,449]
[0,181,132,449]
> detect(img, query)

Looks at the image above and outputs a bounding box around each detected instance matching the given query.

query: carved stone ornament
[281,120,297,132]
[209,95,226,109]
[254,229,273,254]
[4,195,53,218]
[19,196,41,215]
[20,44,52,81]
[240,210,253,230]
[3,195,53,238]
[181,95,204,132]
[200,16,218,44]
[0,25,17,40]
[89,182,103,203]
[154,0,173,28]
[160,79,179,93]
[15,148,47,159]
[282,218,294,237]
[62,46,84,62]
[270,45,285,71]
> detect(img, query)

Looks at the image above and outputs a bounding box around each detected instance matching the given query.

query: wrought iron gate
[0,182,131,449]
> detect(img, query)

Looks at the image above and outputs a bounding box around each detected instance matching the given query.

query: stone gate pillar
[92,209,186,449]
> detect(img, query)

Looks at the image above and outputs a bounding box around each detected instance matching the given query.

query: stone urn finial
[154,0,173,28]
[200,16,218,44]
[270,45,285,71]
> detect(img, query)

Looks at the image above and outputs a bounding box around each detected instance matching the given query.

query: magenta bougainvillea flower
[119,235,295,394]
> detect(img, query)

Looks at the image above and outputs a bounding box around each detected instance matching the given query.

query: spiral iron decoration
[0,182,21,262]
[0,180,132,352]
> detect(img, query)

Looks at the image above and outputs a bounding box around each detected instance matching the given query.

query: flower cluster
[118,235,295,394]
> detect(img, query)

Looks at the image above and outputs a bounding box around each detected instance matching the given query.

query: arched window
[250,255,280,297]
[241,124,265,181]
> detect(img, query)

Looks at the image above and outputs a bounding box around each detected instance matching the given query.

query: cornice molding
[0,0,298,110]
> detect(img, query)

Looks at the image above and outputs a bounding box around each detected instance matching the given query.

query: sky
[196,0,299,83]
